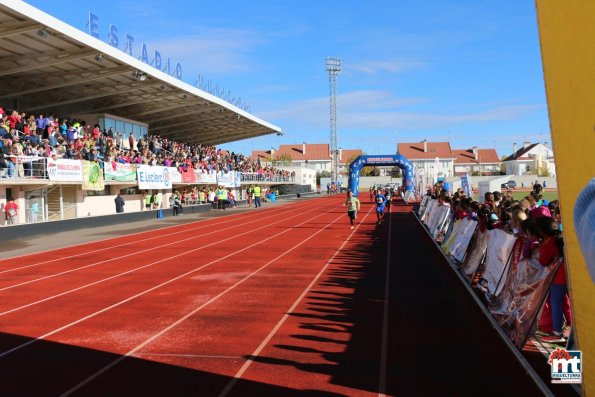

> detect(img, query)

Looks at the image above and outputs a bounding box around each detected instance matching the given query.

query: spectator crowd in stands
[428,181,571,345]
[0,108,291,179]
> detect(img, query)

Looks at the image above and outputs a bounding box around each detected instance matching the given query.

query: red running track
[0,195,552,397]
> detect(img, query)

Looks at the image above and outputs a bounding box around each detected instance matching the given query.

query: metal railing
[239,173,292,183]
[1,156,49,179]
[0,157,296,185]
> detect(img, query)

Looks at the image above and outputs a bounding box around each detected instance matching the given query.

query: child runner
[375,188,387,224]
[343,191,361,229]
[385,188,392,210]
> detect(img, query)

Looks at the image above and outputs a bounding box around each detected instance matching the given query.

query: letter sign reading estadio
[88,12,183,80]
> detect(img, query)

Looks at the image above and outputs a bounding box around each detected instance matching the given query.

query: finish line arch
[348,154,414,197]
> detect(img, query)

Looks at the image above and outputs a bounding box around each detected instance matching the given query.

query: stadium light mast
[326,57,342,182]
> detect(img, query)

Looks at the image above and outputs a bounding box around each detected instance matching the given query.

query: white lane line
[59,205,344,397]
[0,202,295,274]
[0,203,326,318]
[218,206,374,397]
[378,203,392,397]
[0,203,339,360]
[132,353,241,360]
[0,203,308,292]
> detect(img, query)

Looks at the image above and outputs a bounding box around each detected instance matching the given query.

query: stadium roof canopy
[0,0,281,146]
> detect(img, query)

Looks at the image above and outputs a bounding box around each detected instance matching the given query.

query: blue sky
[27,0,551,157]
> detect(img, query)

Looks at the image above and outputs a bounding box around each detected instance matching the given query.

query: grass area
[510,191,558,202]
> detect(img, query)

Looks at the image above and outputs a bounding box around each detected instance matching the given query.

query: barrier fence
[0,157,292,189]
[416,196,562,348]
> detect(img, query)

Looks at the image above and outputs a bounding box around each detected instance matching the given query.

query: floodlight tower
[326,57,342,182]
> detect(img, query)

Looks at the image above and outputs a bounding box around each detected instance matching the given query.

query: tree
[316,170,332,186]
[537,164,551,177]
[270,153,292,166]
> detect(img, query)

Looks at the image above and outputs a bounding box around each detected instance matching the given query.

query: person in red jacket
[536,216,571,344]
[4,197,18,225]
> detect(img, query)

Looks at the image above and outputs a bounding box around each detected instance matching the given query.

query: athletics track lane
[0,196,553,396]
[0,198,333,349]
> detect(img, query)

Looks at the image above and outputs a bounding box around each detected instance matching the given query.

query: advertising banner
[168,167,182,183]
[461,174,471,198]
[137,165,172,190]
[418,196,430,216]
[458,228,489,280]
[449,218,478,262]
[421,199,437,224]
[234,171,242,187]
[104,162,137,182]
[216,171,236,188]
[46,159,82,182]
[537,1,595,389]
[195,170,217,184]
[491,256,562,348]
[442,219,462,253]
[81,161,105,191]
[180,167,196,183]
[481,229,517,297]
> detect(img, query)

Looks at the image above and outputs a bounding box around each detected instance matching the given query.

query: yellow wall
[535,1,595,395]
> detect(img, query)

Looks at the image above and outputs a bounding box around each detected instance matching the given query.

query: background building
[502,142,556,176]
[453,147,501,175]
[252,143,362,174]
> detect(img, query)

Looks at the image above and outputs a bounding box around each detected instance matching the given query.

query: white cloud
[258,90,539,131]
[349,59,426,75]
[148,28,265,75]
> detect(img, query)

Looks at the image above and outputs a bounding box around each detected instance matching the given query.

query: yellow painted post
[536,1,595,394]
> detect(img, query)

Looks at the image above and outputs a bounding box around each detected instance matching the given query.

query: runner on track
[343,191,361,229]
[369,186,375,203]
[375,188,387,224]
[385,188,392,211]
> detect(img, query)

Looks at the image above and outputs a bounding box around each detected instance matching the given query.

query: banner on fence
[137,165,172,190]
[461,174,471,198]
[482,229,518,296]
[216,171,236,188]
[81,161,105,191]
[104,162,137,182]
[421,199,438,224]
[450,218,478,262]
[179,167,196,183]
[459,228,489,280]
[195,170,217,184]
[491,255,561,348]
[46,159,83,182]
[442,219,462,252]
[168,167,182,183]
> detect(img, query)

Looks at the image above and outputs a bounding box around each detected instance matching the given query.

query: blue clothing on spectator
[36,117,46,129]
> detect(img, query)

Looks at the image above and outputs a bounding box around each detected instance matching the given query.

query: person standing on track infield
[343,191,361,229]
[253,184,262,208]
[375,188,387,224]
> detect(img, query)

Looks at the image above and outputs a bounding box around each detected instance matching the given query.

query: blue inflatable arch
[348,154,414,197]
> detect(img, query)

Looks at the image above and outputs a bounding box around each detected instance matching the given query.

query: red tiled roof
[503,143,539,162]
[252,144,362,162]
[397,142,454,159]
[340,149,363,164]
[453,148,500,164]
[277,143,330,161]
[251,150,271,161]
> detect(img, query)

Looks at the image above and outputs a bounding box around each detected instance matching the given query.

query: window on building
[120,187,141,195]
[86,187,111,196]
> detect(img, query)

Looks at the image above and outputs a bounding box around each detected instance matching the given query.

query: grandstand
[0,0,300,224]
